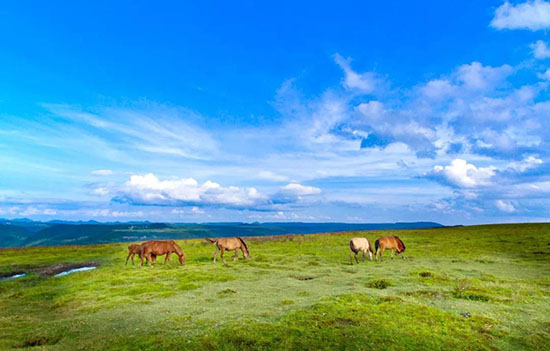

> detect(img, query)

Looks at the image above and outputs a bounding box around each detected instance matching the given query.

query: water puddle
[0,273,27,281]
[54,266,97,277]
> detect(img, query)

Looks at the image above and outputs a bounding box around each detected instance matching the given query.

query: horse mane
[394,236,406,253]
[236,237,249,254]
[171,241,184,255]
[205,238,217,244]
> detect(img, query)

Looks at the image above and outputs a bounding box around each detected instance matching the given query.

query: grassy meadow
[0,223,549,350]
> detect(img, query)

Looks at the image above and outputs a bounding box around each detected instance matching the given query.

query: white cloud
[92,187,110,196]
[495,199,516,212]
[18,206,57,216]
[191,206,205,214]
[280,183,321,196]
[491,1,550,30]
[531,40,550,59]
[455,62,513,91]
[420,79,455,99]
[121,173,267,207]
[171,208,185,215]
[334,53,383,93]
[507,155,543,172]
[91,169,113,176]
[356,101,386,120]
[537,68,550,80]
[44,104,218,161]
[427,159,496,188]
[111,210,144,218]
[258,170,289,182]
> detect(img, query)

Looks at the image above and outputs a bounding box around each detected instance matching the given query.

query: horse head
[171,241,186,265]
[237,237,250,259]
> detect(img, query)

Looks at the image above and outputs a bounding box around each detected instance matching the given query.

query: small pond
[54,266,97,277]
[0,273,27,281]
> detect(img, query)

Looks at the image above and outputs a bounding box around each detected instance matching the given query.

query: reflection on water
[54,266,97,277]
[0,273,26,281]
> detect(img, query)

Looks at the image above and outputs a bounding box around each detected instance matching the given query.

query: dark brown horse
[206,237,249,264]
[125,243,157,265]
[140,240,186,266]
[374,236,406,261]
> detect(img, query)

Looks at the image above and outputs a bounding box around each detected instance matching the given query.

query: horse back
[128,244,142,254]
[141,240,173,255]
[350,237,371,252]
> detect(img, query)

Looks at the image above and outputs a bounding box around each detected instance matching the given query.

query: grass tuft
[366,278,392,289]
[217,288,238,297]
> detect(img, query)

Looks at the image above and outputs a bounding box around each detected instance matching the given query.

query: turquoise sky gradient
[1,1,550,224]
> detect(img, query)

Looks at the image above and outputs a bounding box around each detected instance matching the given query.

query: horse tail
[375,239,380,253]
[349,239,354,252]
[367,239,373,253]
[237,237,249,254]
[205,238,217,244]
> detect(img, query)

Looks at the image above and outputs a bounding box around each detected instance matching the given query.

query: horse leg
[391,249,395,259]
[350,251,354,265]
[213,246,219,263]
[221,248,226,265]
[126,252,131,265]
[379,248,384,261]
[362,250,366,262]
[234,249,238,261]
[164,252,171,264]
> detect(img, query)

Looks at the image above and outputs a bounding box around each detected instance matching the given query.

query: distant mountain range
[0,218,445,248]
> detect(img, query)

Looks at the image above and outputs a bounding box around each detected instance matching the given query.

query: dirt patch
[419,271,434,278]
[217,288,238,297]
[405,290,446,299]
[293,275,315,281]
[36,262,100,277]
[14,335,60,348]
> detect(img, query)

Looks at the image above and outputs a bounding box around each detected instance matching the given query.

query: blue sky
[1,1,550,224]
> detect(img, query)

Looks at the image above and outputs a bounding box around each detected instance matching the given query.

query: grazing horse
[349,237,373,265]
[374,236,406,261]
[125,244,156,265]
[140,240,186,267]
[125,244,142,265]
[206,237,249,264]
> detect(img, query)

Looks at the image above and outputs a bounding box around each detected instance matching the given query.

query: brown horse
[374,236,406,261]
[206,237,249,264]
[125,244,157,265]
[126,244,142,265]
[349,237,374,265]
[140,240,186,266]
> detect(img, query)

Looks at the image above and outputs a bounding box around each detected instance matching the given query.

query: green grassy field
[0,223,549,350]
